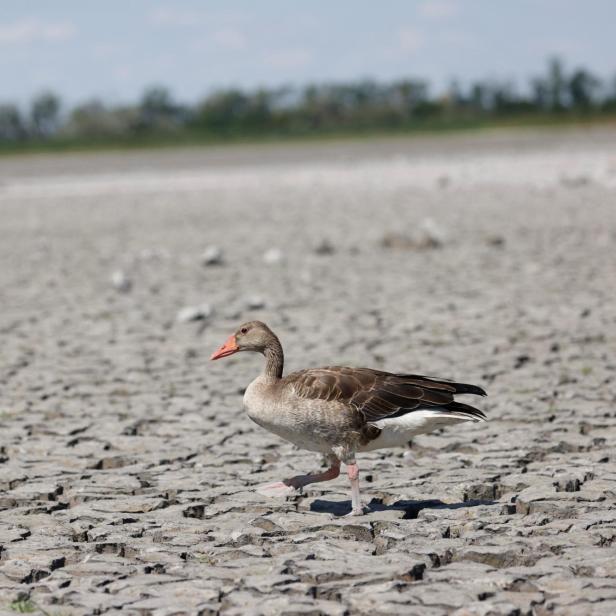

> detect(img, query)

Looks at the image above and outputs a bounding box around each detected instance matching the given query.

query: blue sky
[1,1,615,106]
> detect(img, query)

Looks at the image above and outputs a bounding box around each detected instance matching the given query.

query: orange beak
[210,334,239,360]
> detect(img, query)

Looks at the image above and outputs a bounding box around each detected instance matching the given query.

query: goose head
[210,320,277,360]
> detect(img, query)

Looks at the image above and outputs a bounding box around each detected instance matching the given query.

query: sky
[1,0,615,107]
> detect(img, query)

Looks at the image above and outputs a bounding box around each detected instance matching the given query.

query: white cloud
[149,7,208,27]
[0,18,75,45]
[418,1,459,20]
[397,27,426,54]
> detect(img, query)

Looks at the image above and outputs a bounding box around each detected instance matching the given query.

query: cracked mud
[1,129,616,615]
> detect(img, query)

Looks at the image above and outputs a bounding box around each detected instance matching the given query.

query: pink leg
[257,459,341,497]
[345,460,368,516]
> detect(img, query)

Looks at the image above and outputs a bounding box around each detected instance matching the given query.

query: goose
[211,321,487,516]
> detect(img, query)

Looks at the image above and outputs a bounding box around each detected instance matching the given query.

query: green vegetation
[8,597,55,616]
[9,598,36,613]
[1,58,615,154]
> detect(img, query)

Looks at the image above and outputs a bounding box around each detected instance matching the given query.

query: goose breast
[243,375,353,453]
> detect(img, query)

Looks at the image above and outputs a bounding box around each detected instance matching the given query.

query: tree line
[1,59,615,147]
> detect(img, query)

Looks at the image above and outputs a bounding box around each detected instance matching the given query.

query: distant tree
[531,77,550,110]
[30,91,61,138]
[64,100,137,138]
[248,88,275,128]
[66,100,107,136]
[346,80,380,108]
[490,81,519,112]
[391,79,429,116]
[137,85,185,132]
[141,86,173,114]
[546,57,567,110]
[469,82,487,112]
[195,87,281,134]
[568,69,600,109]
[604,74,616,110]
[0,104,27,141]
[446,80,465,108]
[300,85,325,126]
[2,59,615,148]
[195,89,250,133]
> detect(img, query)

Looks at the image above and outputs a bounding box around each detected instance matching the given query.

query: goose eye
[240,327,248,334]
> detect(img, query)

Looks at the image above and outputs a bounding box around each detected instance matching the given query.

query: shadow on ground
[310,497,497,517]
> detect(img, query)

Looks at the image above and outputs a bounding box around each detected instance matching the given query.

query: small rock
[514,354,531,369]
[486,234,506,248]
[139,248,169,260]
[246,296,266,310]
[110,270,132,293]
[380,232,415,250]
[313,239,336,255]
[417,217,446,248]
[561,175,591,188]
[263,248,284,264]
[201,246,224,266]
[176,303,213,323]
[380,218,446,251]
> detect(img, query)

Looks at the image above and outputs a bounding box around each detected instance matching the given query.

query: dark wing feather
[285,366,487,424]
[393,374,487,397]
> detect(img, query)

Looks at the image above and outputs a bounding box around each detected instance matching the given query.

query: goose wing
[285,366,486,423]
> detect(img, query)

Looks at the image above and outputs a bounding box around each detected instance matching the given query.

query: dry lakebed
[1,128,616,615]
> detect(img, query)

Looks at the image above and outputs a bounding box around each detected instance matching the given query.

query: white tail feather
[360,409,485,451]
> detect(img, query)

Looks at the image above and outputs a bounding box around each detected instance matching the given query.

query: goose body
[212,321,487,515]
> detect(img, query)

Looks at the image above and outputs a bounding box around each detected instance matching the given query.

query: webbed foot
[255,481,299,497]
[344,503,370,517]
